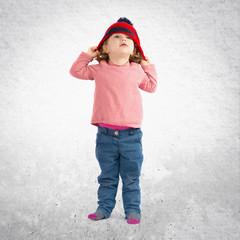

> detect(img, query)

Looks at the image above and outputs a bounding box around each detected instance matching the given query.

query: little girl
[69,17,157,224]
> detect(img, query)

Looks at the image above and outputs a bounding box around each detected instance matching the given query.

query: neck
[108,54,130,65]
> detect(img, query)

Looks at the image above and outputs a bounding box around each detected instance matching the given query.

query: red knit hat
[96,17,147,61]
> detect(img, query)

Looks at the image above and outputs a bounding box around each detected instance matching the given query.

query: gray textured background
[0,0,239,239]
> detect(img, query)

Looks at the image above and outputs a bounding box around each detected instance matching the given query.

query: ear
[103,44,109,54]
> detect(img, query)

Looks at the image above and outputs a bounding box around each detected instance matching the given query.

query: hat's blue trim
[103,26,136,40]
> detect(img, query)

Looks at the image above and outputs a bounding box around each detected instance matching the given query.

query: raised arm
[139,57,158,93]
[69,46,99,80]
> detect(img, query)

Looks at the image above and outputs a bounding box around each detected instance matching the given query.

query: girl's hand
[140,57,151,66]
[87,46,99,59]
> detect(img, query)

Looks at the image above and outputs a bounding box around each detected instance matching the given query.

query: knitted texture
[96,17,147,61]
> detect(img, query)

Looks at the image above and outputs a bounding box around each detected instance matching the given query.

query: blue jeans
[95,125,144,219]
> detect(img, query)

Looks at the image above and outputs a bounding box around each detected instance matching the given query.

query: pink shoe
[127,219,141,224]
[88,214,97,220]
[127,213,141,224]
[88,210,105,221]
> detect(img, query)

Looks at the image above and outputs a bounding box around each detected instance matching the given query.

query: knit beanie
[96,17,147,61]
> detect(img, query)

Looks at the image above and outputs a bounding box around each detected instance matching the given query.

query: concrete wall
[0,0,239,239]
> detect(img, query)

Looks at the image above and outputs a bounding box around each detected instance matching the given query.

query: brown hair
[95,39,144,64]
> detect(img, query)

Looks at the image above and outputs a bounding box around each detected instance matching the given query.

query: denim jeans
[95,125,144,219]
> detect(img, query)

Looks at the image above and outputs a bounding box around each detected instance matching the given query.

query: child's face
[103,33,134,58]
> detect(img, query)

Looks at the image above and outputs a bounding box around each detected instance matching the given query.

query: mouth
[120,43,128,47]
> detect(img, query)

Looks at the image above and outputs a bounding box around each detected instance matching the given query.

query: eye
[114,35,132,39]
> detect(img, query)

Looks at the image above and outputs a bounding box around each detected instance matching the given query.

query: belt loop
[129,129,133,135]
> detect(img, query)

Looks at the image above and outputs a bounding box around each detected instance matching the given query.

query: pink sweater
[69,51,158,128]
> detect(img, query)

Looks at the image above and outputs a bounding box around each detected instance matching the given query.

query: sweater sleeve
[139,64,158,93]
[69,51,99,80]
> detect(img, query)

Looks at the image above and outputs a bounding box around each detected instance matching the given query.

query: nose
[121,35,127,41]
